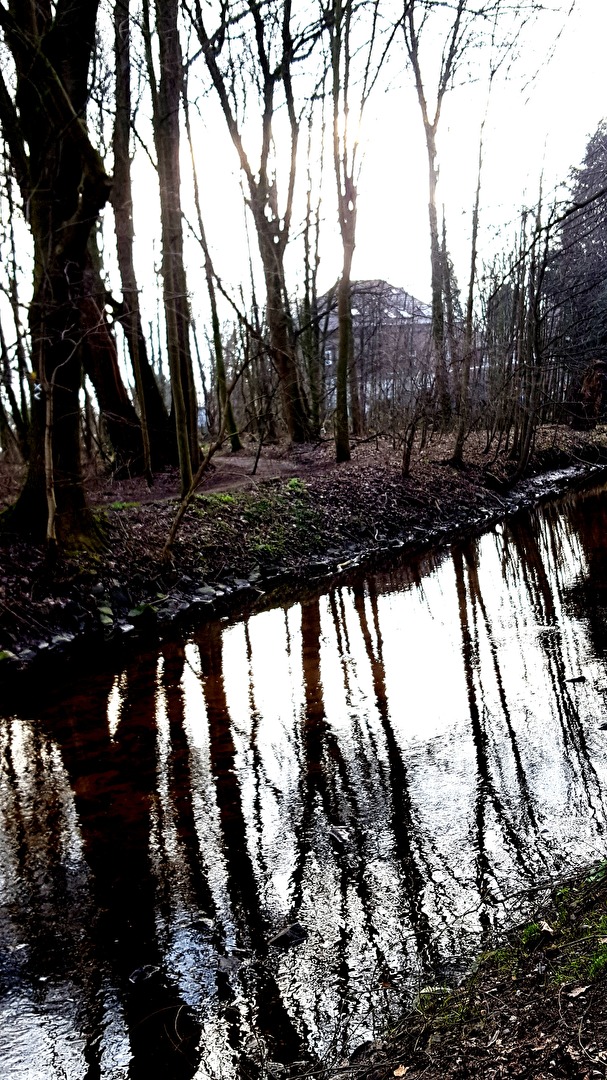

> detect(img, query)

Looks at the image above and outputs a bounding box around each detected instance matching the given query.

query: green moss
[253,540,283,559]
[554,885,571,925]
[481,868,607,990]
[189,480,321,569]
[520,922,542,950]
[587,859,607,885]
[481,946,518,976]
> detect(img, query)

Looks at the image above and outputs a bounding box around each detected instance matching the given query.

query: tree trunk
[453,133,483,465]
[113,0,176,474]
[301,127,323,439]
[151,0,198,494]
[349,351,364,437]
[80,249,148,477]
[0,1,110,545]
[12,258,94,544]
[335,245,354,463]
[426,127,451,424]
[182,89,241,452]
[190,2,309,444]
[255,219,310,444]
[0,318,28,458]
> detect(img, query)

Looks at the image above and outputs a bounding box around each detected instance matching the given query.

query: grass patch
[482,863,607,991]
[107,500,140,511]
[192,481,322,566]
[201,492,235,506]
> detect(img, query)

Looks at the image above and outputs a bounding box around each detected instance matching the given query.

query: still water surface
[2,484,607,1078]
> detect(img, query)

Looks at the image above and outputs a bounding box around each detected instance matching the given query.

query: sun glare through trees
[0,0,604,546]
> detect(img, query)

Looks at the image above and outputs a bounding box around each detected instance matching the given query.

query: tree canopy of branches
[0,0,581,550]
[188,0,315,443]
[556,122,607,369]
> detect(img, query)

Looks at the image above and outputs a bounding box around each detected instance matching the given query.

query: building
[316,278,433,424]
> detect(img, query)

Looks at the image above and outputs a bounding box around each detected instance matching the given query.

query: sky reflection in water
[2,486,607,1078]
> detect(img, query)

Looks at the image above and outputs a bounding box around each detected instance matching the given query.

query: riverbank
[340,859,607,1080]
[2,424,607,691]
[2,423,607,1079]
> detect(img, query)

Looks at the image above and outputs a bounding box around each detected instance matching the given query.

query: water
[2,483,607,1078]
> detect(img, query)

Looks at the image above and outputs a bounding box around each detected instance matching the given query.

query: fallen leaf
[393,1067,409,1077]
[567,985,590,998]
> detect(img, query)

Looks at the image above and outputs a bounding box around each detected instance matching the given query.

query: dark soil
[2,425,607,692]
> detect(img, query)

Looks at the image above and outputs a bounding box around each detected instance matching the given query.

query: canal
[2,482,607,1078]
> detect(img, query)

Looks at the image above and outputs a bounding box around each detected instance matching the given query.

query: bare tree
[182,83,242,453]
[0,176,29,458]
[298,102,326,439]
[113,0,177,477]
[451,127,484,465]
[0,1,111,546]
[188,0,315,443]
[143,0,199,495]
[401,0,471,425]
[325,0,395,461]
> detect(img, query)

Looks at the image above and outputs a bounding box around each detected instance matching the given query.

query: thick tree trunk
[80,251,146,477]
[267,289,309,444]
[153,0,198,494]
[0,1,110,544]
[255,222,309,444]
[11,263,93,543]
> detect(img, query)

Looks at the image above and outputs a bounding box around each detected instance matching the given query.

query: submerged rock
[190,917,214,932]
[328,824,351,847]
[129,964,162,985]
[217,953,242,973]
[269,921,308,948]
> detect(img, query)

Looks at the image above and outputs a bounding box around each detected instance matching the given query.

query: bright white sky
[349,0,607,300]
[122,0,607,344]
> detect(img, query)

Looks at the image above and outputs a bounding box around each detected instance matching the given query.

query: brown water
[2,483,607,1078]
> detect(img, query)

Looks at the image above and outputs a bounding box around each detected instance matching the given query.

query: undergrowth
[330,858,607,1080]
[193,480,323,566]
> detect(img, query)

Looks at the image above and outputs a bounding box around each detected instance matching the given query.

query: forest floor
[3,422,607,688]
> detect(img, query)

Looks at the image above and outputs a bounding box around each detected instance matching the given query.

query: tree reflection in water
[2,487,607,1076]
